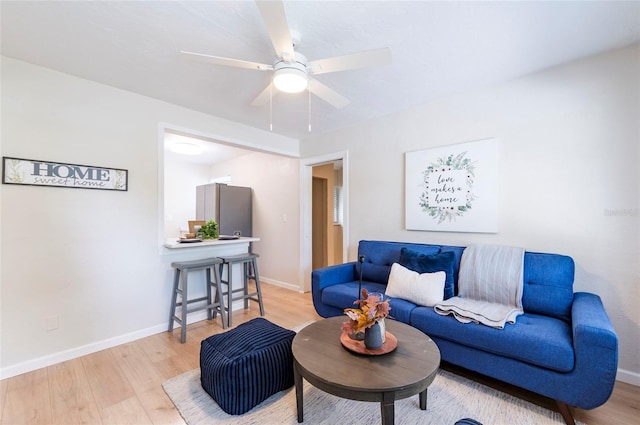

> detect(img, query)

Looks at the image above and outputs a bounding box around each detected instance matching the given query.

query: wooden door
[312,177,328,270]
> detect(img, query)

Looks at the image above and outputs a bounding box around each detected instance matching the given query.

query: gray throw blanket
[434,244,525,329]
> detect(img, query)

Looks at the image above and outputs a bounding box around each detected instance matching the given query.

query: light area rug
[163,367,585,425]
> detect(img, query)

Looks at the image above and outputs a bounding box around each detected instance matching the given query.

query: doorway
[312,176,328,269]
[300,151,349,292]
[312,162,344,270]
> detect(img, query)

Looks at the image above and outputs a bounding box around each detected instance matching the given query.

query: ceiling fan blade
[308,47,392,75]
[181,51,273,71]
[250,83,278,106]
[308,78,350,109]
[255,0,295,61]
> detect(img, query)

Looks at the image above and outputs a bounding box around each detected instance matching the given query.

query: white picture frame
[2,157,128,191]
[405,138,499,233]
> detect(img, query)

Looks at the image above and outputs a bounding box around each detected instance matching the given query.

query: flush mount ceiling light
[170,142,202,156]
[272,61,308,93]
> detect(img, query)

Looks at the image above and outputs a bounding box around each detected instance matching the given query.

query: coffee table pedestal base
[294,362,428,425]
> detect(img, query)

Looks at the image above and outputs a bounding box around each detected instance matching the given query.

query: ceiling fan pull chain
[308,88,311,132]
[270,83,273,132]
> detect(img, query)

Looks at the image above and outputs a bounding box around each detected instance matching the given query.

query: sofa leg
[556,401,575,425]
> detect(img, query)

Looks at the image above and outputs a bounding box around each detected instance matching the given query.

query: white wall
[164,159,211,238]
[209,152,301,289]
[300,45,640,383]
[0,57,299,378]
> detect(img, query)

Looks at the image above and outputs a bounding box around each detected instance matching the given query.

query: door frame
[300,151,349,292]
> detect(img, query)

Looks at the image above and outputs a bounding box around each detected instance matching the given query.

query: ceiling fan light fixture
[169,142,202,156]
[273,67,308,93]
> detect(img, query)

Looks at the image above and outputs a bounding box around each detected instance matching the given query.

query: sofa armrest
[311,262,357,318]
[570,292,618,408]
[572,292,617,351]
[312,262,357,291]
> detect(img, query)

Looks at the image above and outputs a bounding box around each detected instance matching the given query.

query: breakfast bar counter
[161,237,260,324]
[164,236,260,251]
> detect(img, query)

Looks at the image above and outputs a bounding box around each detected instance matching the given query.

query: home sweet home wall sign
[2,157,128,191]
[405,138,499,233]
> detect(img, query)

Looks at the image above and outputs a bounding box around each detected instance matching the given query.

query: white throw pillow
[385,263,446,307]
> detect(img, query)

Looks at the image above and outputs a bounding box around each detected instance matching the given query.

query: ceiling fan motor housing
[272,52,308,93]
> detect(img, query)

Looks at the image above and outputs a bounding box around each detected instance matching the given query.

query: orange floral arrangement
[342,289,391,334]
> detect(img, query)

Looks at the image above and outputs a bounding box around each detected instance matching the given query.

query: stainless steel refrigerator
[196,183,252,237]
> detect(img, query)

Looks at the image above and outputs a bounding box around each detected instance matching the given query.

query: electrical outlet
[282,213,288,223]
[44,315,59,331]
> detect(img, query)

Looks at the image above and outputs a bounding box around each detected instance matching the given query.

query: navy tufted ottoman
[200,317,296,415]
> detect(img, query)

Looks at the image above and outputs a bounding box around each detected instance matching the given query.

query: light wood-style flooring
[1,283,637,424]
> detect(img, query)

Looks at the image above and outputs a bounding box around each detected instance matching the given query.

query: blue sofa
[312,240,618,424]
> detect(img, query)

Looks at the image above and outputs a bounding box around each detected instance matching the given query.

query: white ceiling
[2,1,639,141]
[164,132,254,165]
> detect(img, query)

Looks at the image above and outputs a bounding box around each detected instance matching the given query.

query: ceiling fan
[181,0,392,109]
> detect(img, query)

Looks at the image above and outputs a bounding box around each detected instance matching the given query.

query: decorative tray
[178,238,203,243]
[340,331,398,356]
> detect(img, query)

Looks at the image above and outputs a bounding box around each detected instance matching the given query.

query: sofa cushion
[399,248,456,299]
[411,307,574,372]
[321,280,388,311]
[357,263,392,285]
[438,246,465,295]
[386,263,445,307]
[356,240,440,284]
[320,280,417,324]
[522,252,575,322]
[386,297,418,324]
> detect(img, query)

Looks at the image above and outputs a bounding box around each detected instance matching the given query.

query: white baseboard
[260,276,302,292]
[0,312,208,380]
[617,367,640,386]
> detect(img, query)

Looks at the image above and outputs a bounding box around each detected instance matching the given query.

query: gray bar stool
[168,257,226,343]
[218,253,265,327]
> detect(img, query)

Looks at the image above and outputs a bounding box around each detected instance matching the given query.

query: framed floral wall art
[405,138,499,233]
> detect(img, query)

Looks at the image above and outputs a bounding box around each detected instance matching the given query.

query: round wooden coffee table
[292,316,440,425]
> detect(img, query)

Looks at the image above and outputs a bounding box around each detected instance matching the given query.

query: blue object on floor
[200,317,296,415]
[455,419,483,425]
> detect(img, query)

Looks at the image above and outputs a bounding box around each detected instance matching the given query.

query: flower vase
[379,318,386,343]
[364,321,384,349]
